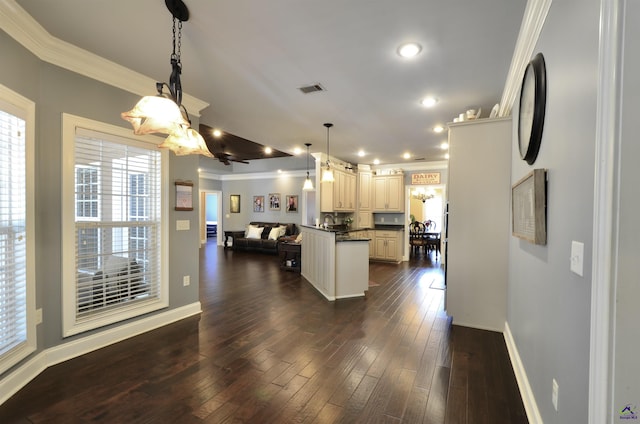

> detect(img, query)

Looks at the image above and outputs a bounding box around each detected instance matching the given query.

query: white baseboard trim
[504,321,543,424]
[0,302,202,406]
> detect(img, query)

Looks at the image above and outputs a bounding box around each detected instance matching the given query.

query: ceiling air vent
[298,83,325,94]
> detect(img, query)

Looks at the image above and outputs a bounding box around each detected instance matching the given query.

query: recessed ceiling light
[421,97,438,107]
[212,129,222,137]
[358,150,365,157]
[433,125,445,133]
[373,159,380,165]
[440,142,449,150]
[397,42,422,58]
[265,147,273,154]
[293,147,302,155]
[403,152,411,159]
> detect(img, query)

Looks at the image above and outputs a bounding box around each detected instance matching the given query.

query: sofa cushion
[247,238,263,249]
[284,223,296,236]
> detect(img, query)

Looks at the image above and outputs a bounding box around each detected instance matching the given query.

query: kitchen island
[299,225,370,300]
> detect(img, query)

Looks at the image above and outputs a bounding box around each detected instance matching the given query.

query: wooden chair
[409,221,427,255]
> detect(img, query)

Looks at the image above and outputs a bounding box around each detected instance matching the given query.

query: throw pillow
[261,226,272,240]
[268,227,281,240]
[246,225,263,239]
[278,226,287,238]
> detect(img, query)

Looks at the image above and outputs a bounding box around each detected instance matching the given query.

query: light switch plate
[552,378,559,411]
[176,220,190,231]
[570,241,584,276]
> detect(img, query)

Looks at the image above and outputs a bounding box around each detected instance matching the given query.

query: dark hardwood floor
[0,241,527,423]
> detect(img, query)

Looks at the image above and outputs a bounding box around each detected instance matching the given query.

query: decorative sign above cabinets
[411,172,441,185]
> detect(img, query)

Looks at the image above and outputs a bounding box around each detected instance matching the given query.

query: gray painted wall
[0,31,200,364]
[507,1,600,422]
[219,176,308,232]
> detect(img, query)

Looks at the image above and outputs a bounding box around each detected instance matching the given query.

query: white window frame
[61,114,169,337]
[0,84,36,375]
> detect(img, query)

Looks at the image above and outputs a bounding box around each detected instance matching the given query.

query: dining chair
[409,221,427,255]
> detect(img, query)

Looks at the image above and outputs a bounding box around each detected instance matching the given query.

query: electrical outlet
[552,378,559,411]
[183,275,190,286]
[381,217,385,223]
[36,308,43,325]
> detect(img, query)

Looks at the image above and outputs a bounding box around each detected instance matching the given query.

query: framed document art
[230,194,241,213]
[512,169,547,245]
[175,181,193,211]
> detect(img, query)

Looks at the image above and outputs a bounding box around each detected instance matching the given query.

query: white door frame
[199,189,223,246]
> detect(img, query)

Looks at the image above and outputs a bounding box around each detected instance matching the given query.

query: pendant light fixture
[321,123,335,183]
[303,143,314,191]
[121,0,213,157]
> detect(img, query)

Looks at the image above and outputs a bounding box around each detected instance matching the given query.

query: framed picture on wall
[286,195,298,213]
[253,195,265,212]
[512,169,547,245]
[175,181,193,211]
[230,194,241,213]
[269,193,281,211]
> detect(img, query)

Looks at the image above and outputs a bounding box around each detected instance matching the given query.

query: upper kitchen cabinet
[372,174,404,212]
[321,168,356,212]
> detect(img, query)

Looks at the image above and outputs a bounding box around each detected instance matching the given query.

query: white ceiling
[15,0,525,167]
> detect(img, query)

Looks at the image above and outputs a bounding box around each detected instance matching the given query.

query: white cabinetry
[372,174,404,212]
[371,230,402,262]
[321,169,356,212]
[357,171,373,228]
[446,118,511,332]
[358,171,372,210]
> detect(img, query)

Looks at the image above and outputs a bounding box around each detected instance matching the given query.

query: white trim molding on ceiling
[499,0,553,117]
[198,161,448,181]
[0,0,209,116]
[199,169,314,181]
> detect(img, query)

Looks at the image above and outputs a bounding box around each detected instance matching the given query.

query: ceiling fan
[199,123,291,165]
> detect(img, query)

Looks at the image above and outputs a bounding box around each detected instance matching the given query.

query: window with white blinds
[0,86,35,375]
[62,116,167,336]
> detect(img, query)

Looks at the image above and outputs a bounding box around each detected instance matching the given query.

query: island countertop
[300,224,404,234]
[299,226,369,300]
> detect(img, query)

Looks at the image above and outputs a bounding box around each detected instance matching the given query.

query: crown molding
[0,0,209,115]
[199,169,312,181]
[499,0,552,117]
[372,160,449,172]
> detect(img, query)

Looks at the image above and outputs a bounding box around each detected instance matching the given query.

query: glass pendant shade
[321,167,334,183]
[303,175,314,191]
[322,123,335,183]
[121,95,189,135]
[159,126,214,157]
[302,142,314,191]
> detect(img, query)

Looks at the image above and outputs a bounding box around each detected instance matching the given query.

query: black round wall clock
[518,53,546,165]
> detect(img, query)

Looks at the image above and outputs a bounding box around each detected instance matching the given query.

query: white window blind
[0,87,35,375]
[69,125,164,332]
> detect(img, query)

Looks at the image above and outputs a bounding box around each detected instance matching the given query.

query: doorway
[200,190,222,245]
[405,184,446,262]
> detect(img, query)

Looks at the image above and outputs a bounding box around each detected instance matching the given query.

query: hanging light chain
[171,17,183,65]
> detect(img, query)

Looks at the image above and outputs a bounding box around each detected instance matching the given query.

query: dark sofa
[232,221,298,254]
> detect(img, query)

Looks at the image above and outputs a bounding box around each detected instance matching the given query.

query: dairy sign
[411,172,441,185]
